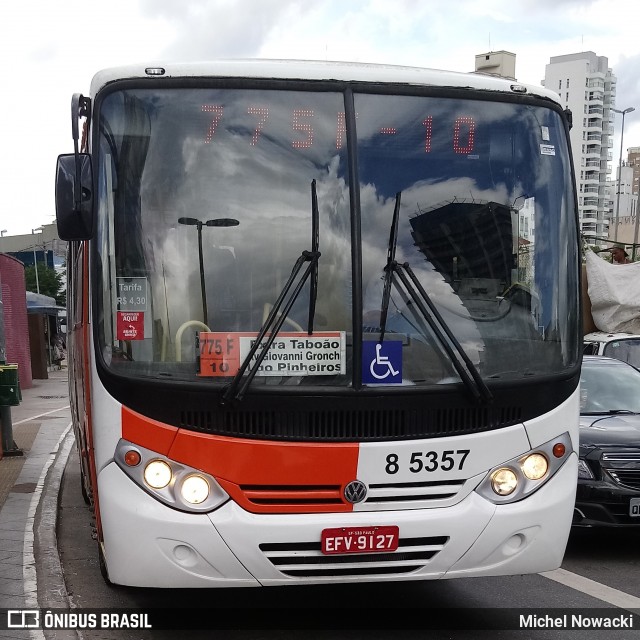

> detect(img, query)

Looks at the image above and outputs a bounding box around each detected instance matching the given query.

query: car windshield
[602,338,640,370]
[580,359,640,414]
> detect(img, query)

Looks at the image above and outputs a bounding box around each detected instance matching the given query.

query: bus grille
[240,479,466,509]
[180,405,522,441]
[259,536,448,577]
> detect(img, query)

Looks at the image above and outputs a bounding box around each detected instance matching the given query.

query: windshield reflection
[95,86,578,388]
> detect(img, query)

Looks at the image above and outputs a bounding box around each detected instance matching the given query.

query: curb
[34,426,79,640]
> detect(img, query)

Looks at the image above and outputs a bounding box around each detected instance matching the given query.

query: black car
[575,355,640,527]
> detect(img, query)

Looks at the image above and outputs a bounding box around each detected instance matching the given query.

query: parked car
[583,331,640,369]
[574,355,640,527]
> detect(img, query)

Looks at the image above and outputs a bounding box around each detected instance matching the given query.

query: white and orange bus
[55,59,581,588]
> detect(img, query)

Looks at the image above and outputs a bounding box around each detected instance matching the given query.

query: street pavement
[0,369,75,639]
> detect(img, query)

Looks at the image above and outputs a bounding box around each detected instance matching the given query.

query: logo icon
[343,480,367,504]
[7,610,40,629]
[362,341,402,384]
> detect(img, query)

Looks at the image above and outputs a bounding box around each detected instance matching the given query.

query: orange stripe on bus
[169,429,359,487]
[121,407,179,455]
[120,407,360,513]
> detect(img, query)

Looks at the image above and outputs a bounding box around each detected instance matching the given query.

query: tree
[25,263,66,307]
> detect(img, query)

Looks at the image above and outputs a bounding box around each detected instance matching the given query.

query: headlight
[181,475,210,505]
[491,468,518,495]
[577,459,594,480]
[475,432,573,504]
[115,440,229,513]
[144,460,172,489]
[521,453,548,480]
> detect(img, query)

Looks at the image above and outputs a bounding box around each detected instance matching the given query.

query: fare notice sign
[198,331,346,377]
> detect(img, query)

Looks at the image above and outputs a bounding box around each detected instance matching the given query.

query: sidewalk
[0,369,74,636]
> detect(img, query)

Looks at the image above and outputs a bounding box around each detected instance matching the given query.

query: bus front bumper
[98,454,577,587]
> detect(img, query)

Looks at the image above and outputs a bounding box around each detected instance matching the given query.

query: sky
[1,0,639,236]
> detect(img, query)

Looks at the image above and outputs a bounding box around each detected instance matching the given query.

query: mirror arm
[71,94,91,211]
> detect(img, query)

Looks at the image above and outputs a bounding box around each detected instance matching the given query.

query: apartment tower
[544,52,616,244]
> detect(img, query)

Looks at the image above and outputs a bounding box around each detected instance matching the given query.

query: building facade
[613,147,640,246]
[0,254,33,389]
[629,146,640,196]
[544,52,616,245]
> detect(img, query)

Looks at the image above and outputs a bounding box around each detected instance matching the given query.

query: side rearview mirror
[55,152,94,240]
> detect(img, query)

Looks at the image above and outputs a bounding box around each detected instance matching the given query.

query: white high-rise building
[543,52,616,244]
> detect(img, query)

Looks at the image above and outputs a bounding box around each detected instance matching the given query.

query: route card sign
[198,331,346,377]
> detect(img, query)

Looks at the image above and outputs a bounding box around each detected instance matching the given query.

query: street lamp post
[178,217,239,324]
[612,106,636,241]
[31,228,42,295]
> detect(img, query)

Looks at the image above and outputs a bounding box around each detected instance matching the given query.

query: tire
[98,542,113,586]
[79,467,91,506]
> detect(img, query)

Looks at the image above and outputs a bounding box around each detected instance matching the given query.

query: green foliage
[24,264,66,307]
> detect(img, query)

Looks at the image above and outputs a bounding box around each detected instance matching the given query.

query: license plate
[321,525,399,555]
[630,498,640,517]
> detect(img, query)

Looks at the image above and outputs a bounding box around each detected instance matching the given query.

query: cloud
[141,0,306,60]
[1,0,639,235]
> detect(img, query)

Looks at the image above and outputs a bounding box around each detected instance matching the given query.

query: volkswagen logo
[343,480,367,504]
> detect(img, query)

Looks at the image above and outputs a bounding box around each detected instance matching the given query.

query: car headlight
[577,459,594,480]
[115,439,229,513]
[475,432,573,504]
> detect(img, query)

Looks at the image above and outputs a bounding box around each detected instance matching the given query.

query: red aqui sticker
[117,311,145,341]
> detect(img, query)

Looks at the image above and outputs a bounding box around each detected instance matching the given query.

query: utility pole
[32,228,41,294]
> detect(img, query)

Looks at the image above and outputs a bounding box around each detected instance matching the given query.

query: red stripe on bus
[122,407,179,455]
[121,407,359,513]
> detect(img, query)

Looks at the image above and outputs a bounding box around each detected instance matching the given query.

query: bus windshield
[95,85,578,389]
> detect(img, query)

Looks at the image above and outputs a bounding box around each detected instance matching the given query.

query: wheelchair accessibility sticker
[362,341,402,384]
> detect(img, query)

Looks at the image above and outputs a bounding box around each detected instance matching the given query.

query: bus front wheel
[98,542,114,586]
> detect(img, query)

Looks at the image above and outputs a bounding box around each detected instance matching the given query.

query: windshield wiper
[586,409,638,415]
[377,193,492,405]
[221,180,321,405]
[308,179,319,334]
[379,192,402,342]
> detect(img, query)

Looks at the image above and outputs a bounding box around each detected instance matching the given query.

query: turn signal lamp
[124,450,141,466]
